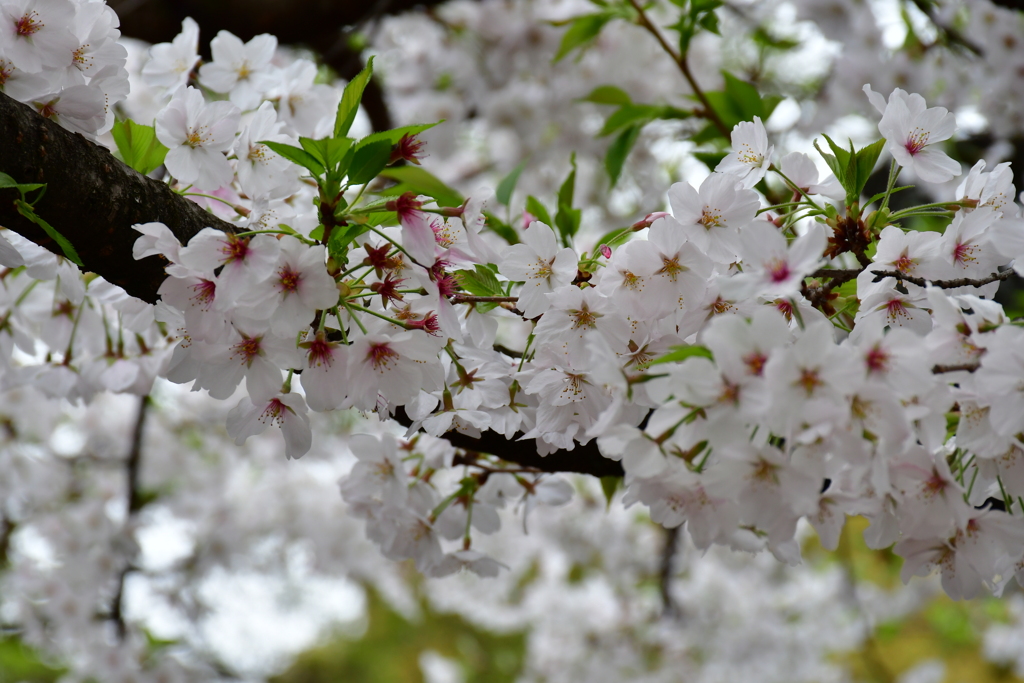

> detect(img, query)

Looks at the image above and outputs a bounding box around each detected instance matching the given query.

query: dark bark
[394,407,625,478]
[0,91,238,303]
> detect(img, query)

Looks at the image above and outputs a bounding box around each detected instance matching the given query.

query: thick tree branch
[0,91,238,304]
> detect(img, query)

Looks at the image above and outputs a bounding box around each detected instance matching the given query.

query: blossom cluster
[5,0,1024,604]
[0,0,129,136]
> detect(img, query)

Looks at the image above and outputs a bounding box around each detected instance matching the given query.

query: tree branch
[933,363,980,374]
[626,0,731,138]
[871,268,1014,290]
[110,395,150,641]
[394,407,624,478]
[0,92,239,304]
[0,95,623,479]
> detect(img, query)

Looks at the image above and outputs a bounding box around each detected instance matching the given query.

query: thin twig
[126,395,149,515]
[933,363,980,374]
[626,0,731,138]
[871,268,1014,290]
[659,526,681,618]
[110,395,150,641]
[809,268,863,281]
[0,516,14,568]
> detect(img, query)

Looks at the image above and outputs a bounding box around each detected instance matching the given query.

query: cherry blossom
[155,85,241,190]
[865,84,961,183]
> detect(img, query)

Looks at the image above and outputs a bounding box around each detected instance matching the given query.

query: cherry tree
[3,0,1024,680]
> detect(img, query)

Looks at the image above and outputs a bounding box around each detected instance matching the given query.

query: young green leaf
[13,200,83,266]
[456,265,504,297]
[0,172,45,194]
[853,139,886,198]
[299,137,331,169]
[599,476,622,509]
[110,119,169,176]
[327,223,365,264]
[650,344,714,365]
[524,195,552,227]
[482,212,520,245]
[347,139,392,185]
[813,139,846,190]
[605,125,641,187]
[325,137,353,172]
[495,160,527,207]
[334,56,374,138]
[598,104,655,137]
[581,85,632,106]
[354,122,442,151]
[377,166,464,208]
[554,155,582,243]
[553,13,613,62]
[260,140,325,176]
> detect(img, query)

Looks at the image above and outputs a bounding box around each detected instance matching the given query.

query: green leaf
[0,636,65,682]
[110,119,169,176]
[260,140,325,176]
[853,138,886,198]
[695,72,781,136]
[456,265,504,297]
[327,224,365,265]
[0,172,44,194]
[553,13,613,62]
[554,154,581,243]
[697,9,720,34]
[334,56,374,139]
[813,138,846,189]
[299,136,331,169]
[347,139,392,185]
[524,196,552,227]
[557,154,576,213]
[692,0,724,11]
[360,211,398,228]
[650,344,714,365]
[377,166,464,208]
[722,71,766,122]
[599,103,689,137]
[326,137,354,172]
[14,199,83,266]
[496,160,528,207]
[482,212,519,245]
[605,125,641,187]
[354,122,442,151]
[600,475,622,509]
[821,133,853,171]
[581,85,631,106]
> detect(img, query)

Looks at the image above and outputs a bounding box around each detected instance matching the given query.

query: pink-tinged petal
[400,211,438,264]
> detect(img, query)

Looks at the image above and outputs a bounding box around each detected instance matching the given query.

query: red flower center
[367,342,399,370]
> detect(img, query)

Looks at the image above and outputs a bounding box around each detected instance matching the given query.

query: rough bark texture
[0,91,238,303]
